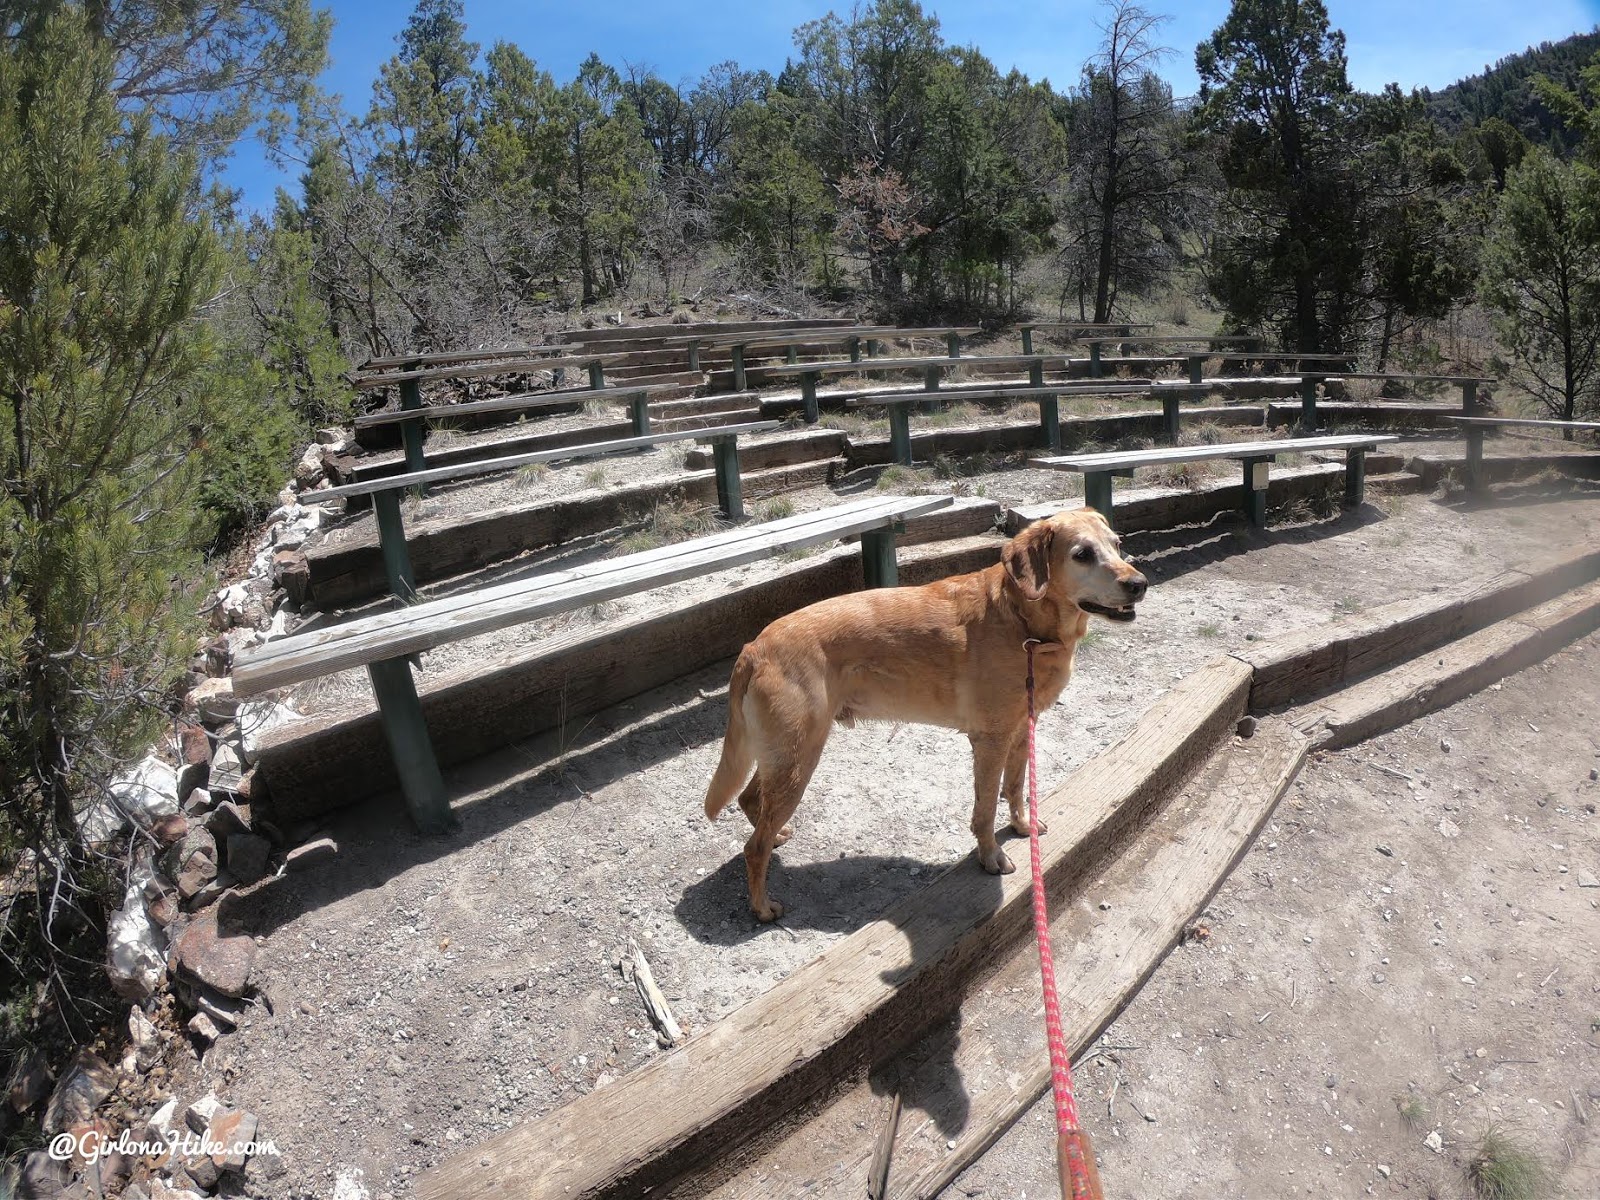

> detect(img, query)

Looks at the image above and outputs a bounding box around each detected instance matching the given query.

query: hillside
[1426,28,1600,150]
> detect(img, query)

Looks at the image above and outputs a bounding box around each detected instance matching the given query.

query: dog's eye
[1072,545,1095,563]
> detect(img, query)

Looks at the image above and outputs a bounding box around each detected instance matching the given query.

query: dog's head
[1002,507,1147,622]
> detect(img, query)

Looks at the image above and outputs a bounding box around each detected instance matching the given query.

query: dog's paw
[1010,814,1047,837]
[772,823,794,847]
[979,846,1015,875]
[753,899,785,922]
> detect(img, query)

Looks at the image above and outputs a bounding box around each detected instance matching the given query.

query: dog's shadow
[675,841,1009,1141]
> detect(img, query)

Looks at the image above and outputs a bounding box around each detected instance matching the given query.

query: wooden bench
[301,420,781,603]
[1446,415,1600,491]
[356,344,580,373]
[1079,334,1266,376]
[1173,350,1357,385]
[352,381,675,439]
[352,351,645,476]
[764,353,1078,421]
[1019,321,1154,353]
[232,493,954,832]
[1036,434,1397,528]
[703,325,982,389]
[846,381,1216,462]
[1298,372,1494,429]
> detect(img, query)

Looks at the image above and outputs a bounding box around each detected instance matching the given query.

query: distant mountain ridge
[1426,28,1600,152]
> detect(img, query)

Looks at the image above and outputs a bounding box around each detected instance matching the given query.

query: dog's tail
[704,650,756,821]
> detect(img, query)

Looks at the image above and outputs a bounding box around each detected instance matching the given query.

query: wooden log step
[411,659,1252,1200]
[647,391,761,419]
[683,428,848,472]
[255,533,1008,815]
[1287,577,1600,749]
[1406,450,1600,490]
[1365,469,1428,495]
[704,719,1308,1200]
[1230,542,1600,710]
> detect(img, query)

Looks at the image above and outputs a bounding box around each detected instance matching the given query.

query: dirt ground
[957,628,1600,1200]
[203,477,1600,1199]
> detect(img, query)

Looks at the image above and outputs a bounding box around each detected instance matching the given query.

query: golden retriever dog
[704,507,1148,921]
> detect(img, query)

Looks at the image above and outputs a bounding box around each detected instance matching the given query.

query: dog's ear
[1004,521,1054,601]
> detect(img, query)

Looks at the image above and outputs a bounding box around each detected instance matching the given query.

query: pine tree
[0,9,216,887]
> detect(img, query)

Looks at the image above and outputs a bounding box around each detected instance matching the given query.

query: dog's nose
[1122,574,1148,601]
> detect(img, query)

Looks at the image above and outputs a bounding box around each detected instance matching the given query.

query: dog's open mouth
[1079,600,1138,622]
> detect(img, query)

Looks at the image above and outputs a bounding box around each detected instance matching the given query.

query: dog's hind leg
[735,772,792,846]
[1001,728,1047,837]
[743,737,824,923]
[968,733,1015,875]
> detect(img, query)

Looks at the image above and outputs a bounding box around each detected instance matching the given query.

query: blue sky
[224,0,1600,213]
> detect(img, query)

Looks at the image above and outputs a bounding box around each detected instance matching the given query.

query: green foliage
[1427,30,1600,151]
[1480,148,1600,419]
[1194,0,1360,351]
[0,3,213,985]
[716,100,832,282]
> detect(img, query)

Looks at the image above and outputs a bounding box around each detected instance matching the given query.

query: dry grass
[616,496,723,555]
[1464,1125,1553,1200]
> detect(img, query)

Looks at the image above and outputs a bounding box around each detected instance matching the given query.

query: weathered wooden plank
[304,460,845,608]
[307,422,781,501]
[706,720,1307,1200]
[356,343,578,373]
[252,536,1007,813]
[1233,543,1600,710]
[1292,578,1600,749]
[234,495,954,693]
[411,658,1252,1200]
[1036,434,1396,473]
[764,353,1072,378]
[354,382,671,429]
[1446,416,1600,431]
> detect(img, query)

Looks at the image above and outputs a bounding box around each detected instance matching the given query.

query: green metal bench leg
[1088,342,1102,378]
[947,332,960,358]
[1300,376,1320,431]
[889,405,913,466]
[1029,359,1044,388]
[732,344,746,392]
[786,344,798,364]
[1188,355,1203,385]
[921,365,941,415]
[372,490,418,606]
[367,656,454,834]
[860,525,900,588]
[629,391,651,437]
[1021,326,1034,355]
[711,436,743,519]
[588,362,605,389]
[1344,448,1366,508]
[398,377,428,484]
[1084,471,1114,526]
[1466,427,1485,492]
[1462,380,1480,417]
[801,371,819,423]
[1162,393,1181,445]
[1243,458,1270,527]
[687,340,701,372]
[848,336,861,363]
[1039,393,1060,452]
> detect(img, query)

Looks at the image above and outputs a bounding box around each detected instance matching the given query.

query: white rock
[146,1097,182,1143]
[185,1091,223,1134]
[1423,1129,1443,1153]
[128,1006,160,1070]
[1577,867,1599,888]
[239,699,303,762]
[189,677,239,724]
[110,755,180,829]
[293,443,325,486]
[107,865,167,1001]
[332,1168,370,1200]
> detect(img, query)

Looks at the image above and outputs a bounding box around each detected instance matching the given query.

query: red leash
[1025,639,1105,1200]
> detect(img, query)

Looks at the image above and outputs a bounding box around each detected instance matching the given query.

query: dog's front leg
[1002,728,1047,837]
[968,733,1014,874]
